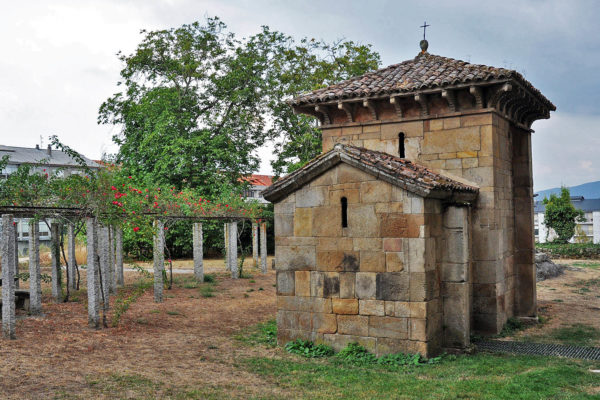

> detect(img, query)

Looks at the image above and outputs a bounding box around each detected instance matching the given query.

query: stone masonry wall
[274,163,444,356]
[320,109,526,333]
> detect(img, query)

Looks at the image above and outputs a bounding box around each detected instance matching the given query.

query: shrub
[285,339,334,358]
[536,242,600,259]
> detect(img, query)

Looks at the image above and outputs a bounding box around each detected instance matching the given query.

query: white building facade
[534,196,600,244]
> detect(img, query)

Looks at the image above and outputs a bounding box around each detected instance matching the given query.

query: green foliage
[333,342,440,366]
[199,283,216,298]
[536,242,600,259]
[334,342,377,364]
[234,319,277,347]
[17,272,52,283]
[542,187,585,243]
[496,317,525,337]
[111,272,153,327]
[203,273,216,283]
[549,324,600,346]
[285,339,334,358]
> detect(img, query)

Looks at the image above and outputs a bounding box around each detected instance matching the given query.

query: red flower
[133,227,140,232]
[128,176,132,179]
[111,186,117,191]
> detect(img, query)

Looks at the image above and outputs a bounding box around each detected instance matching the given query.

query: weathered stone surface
[383,238,403,252]
[67,223,77,290]
[339,272,356,298]
[360,251,385,272]
[355,272,377,299]
[296,186,327,208]
[323,333,377,352]
[317,251,359,272]
[323,272,340,297]
[409,318,426,341]
[360,180,391,203]
[276,245,316,271]
[292,208,312,237]
[369,316,408,338]
[380,214,407,237]
[276,214,294,237]
[376,337,408,355]
[313,312,337,333]
[337,315,369,336]
[313,207,342,237]
[347,204,379,237]
[409,271,436,301]
[153,220,165,302]
[51,223,63,303]
[376,272,409,301]
[332,298,359,314]
[277,271,295,295]
[115,226,124,286]
[260,222,268,274]
[422,126,480,154]
[352,238,382,251]
[359,300,385,316]
[310,271,324,297]
[385,252,404,272]
[295,271,311,297]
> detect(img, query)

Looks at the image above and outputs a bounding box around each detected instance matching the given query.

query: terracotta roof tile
[289,52,554,110]
[239,174,273,187]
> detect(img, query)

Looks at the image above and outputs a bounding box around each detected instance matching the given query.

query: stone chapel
[262,41,555,356]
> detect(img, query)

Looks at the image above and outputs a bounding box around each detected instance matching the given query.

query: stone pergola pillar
[108,226,116,294]
[67,222,77,290]
[50,222,62,303]
[224,223,230,271]
[537,213,547,244]
[99,224,110,310]
[115,226,124,287]
[86,218,100,329]
[153,220,165,302]
[14,223,19,289]
[252,222,259,267]
[193,222,204,282]
[28,220,42,315]
[228,221,238,279]
[260,221,267,274]
[2,214,17,339]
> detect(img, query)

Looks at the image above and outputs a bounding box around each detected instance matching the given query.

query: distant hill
[536,180,600,200]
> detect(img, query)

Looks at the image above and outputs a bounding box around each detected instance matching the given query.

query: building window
[341,197,348,228]
[398,133,405,158]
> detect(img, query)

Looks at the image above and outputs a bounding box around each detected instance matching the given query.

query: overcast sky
[1,0,598,191]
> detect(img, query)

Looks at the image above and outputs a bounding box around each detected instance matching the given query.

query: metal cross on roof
[420,21,430,40]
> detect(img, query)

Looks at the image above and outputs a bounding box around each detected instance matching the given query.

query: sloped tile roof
[263,144,478,203]
[0,145,100,168]
[289,52,555,110]
[240,174,273,187]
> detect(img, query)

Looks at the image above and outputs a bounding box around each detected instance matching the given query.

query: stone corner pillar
[2,214,17,339]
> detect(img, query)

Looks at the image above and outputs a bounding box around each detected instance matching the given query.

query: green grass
[234,319,277,347]
[549,324,600,346]
[572,262,600,269]
[241,353,600,399]
[200,284,216,298]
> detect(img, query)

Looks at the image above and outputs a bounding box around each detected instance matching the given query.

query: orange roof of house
[240,174,273,187]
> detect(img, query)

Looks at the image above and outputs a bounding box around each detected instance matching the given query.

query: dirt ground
[511,259,600,345]
[2,257,600,399]
[0,258,281,399]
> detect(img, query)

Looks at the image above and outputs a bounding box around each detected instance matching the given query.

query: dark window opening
[341,197,348,228]
[398,132,405,158]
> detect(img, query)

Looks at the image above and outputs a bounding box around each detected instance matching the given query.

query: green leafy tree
[99,17,381,185]
[542,187,585,243]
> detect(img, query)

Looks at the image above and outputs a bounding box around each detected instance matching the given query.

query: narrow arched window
[398,132,405,158]
[341,197,348,228]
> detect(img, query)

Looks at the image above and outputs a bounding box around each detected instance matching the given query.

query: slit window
[341,197,348,228]
[398,132,405,158]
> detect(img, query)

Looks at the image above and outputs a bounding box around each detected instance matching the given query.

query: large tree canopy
[99,17,381,186]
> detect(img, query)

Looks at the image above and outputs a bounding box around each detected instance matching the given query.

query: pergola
[0,205,268,339]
